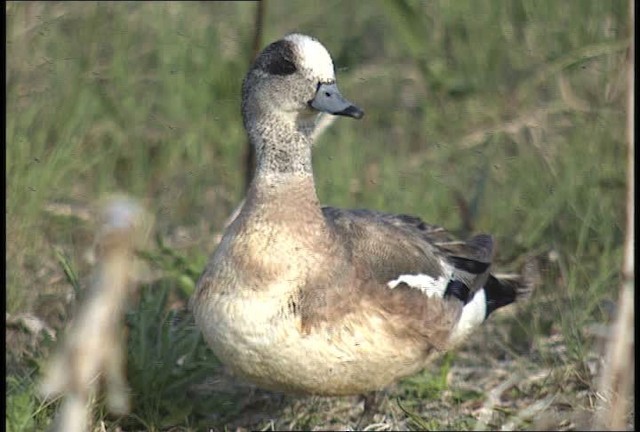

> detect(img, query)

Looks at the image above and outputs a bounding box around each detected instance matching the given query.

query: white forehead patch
[284,34,335,81]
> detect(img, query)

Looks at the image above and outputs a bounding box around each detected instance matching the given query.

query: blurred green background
[6,1,631,430]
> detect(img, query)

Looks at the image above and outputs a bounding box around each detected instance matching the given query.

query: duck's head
[242,34,364,131]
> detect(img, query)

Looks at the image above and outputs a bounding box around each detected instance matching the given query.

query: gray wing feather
[322,207,494,294]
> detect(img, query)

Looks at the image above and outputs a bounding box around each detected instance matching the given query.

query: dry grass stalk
[6,312,56,340]
[310,112,338,142]
[40,196,147,432]
[473,374,520,431]
[244,0,268,192]
[457,103,568,151]
[593,2,635,430]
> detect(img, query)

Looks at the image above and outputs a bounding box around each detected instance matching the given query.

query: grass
[6,371,59,432]
[6,0,631,430]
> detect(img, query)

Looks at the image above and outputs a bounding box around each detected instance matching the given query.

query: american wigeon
[191,33,534,397]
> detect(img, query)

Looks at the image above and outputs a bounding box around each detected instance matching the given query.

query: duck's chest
[193,216,363,390]
[194,217,333,347]
[199,277,298,367]
[195,247,337,393]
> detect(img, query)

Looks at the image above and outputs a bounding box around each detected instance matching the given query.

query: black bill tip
[336,105,364,119]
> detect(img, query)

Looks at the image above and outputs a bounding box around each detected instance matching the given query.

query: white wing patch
[449,288,487,344]
[284,33,335,82]
[386,273,447,297]
[386,262,454,298]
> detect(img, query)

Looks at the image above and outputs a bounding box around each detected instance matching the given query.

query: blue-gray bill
[309,82,364,119]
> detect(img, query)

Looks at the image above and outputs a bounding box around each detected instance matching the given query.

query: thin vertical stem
[594,1,634,430]
[244,0,267,192]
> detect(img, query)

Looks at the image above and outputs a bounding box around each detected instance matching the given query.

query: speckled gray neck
[248,113,315,178]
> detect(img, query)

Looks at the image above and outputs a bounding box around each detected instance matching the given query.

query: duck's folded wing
[321,207,494,302]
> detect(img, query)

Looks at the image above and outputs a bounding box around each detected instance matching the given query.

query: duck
[191,33,534,398]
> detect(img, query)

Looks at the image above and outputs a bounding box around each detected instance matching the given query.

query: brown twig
[244,0,267,192]
[593,2,635,430]
[473,374,520,431]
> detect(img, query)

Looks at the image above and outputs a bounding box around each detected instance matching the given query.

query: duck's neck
[245,114,321,207]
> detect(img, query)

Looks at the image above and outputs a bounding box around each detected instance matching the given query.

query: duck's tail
[449,257,539,345]
[485,257,538,317]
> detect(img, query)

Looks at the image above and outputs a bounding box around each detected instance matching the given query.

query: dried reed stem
[593,1,635,430]
[40,196,147,432]
[244,0,267,192]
